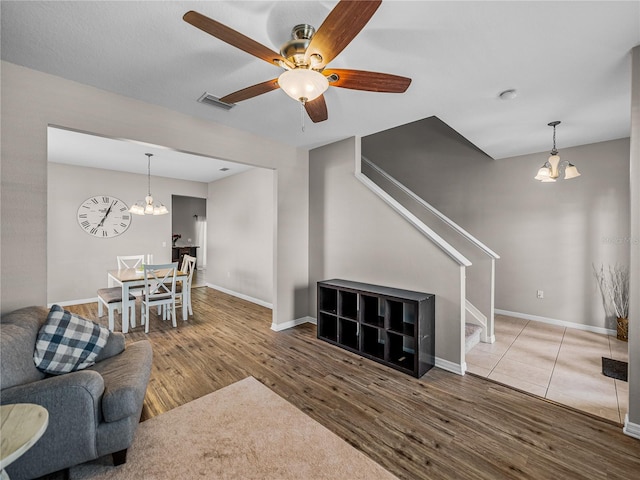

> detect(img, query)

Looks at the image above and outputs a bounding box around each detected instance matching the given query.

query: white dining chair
[140,262,178,334]
[176,254,197,317]
[117,254,145,270]
[97,287,136,332]
[117,254,149,301]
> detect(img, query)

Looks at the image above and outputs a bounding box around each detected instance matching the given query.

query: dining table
[107,267,189,333]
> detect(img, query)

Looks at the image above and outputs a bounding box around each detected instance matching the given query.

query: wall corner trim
[623,414,640,440]
[271,316,316,332]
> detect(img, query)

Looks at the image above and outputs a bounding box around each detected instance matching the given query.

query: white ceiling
[3,0,639,170]
[48,126,254,183]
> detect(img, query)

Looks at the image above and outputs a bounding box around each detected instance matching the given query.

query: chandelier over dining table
[129,153,169,215]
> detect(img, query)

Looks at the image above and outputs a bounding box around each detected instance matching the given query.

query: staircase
[465,323,482,353]
[356,153,499,373]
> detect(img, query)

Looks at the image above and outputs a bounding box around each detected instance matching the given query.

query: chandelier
[129,153,169,215]
[534,121,581,182]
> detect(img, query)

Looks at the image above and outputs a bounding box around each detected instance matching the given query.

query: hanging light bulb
[129,153,169,216]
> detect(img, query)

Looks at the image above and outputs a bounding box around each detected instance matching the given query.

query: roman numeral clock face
[77,196,132,238]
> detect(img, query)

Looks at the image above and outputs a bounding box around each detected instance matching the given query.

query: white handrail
[361,156,500,260]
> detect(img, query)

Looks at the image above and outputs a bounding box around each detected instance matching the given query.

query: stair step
[465,323,482,353]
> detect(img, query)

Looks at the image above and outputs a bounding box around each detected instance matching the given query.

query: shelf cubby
[318,286,338,314]
[387,300,417,336]
[361,324,385,359]
[318,312,338,342]
[361,294,385,328]
[339,318,359,350]
[387,332,415,371]
[339,290,358,320]
[317,279,434,378]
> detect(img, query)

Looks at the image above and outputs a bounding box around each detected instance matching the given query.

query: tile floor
[466,314,629,423]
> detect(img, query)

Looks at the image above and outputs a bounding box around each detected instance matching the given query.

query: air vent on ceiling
[197,92,235,110]
[219,167,230,172]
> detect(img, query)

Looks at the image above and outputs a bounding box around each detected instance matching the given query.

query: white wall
[207,167,274,304]
[47,162,207,304]
[1,61,308,328]
[363,118,630,331]
[309,137,464,369]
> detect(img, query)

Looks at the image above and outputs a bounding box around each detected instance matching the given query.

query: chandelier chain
[147,153,152,196]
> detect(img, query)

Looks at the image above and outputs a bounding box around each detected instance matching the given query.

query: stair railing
[359,156,499,344]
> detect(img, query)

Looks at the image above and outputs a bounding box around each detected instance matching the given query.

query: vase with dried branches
[594,264,629,341]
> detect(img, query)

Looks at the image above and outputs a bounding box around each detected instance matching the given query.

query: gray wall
[0,61,308,327]
[207,167,274,304]
[47,162,207,304]
[363,117,630,331]
[309,137,464,368]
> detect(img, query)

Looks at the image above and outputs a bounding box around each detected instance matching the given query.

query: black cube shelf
[317,279,435,378]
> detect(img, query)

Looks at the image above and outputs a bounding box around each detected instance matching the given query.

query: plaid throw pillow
[33,305,110,375]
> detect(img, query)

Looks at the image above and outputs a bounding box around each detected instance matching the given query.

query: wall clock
[77,195,132,238]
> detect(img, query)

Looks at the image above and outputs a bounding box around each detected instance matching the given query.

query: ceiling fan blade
[184,11,290,67]
[305,95,328,123]
[219,79,280,104]
[305,0,381,69]
[324,69,411,93]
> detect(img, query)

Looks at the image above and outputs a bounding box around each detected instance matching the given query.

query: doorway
[171,195,207,285]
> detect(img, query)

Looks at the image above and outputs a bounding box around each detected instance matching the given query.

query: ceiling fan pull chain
[300,102,306,133]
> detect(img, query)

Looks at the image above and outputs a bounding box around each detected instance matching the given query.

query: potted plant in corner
[594,264,629,341]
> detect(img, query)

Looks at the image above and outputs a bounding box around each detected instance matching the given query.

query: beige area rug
[70,377,398,479]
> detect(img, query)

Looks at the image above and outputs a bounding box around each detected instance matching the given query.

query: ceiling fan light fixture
[278,69,329,103]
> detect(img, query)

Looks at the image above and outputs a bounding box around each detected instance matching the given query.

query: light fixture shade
[278,69,329,103]
[153,204,169,215]
[548,154,560,178]
[129,203,145,215]
[534,165,551,181]
[541,176,557,183]
[564,164,581,179]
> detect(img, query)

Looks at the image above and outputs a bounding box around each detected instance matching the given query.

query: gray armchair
[0,306,153,480]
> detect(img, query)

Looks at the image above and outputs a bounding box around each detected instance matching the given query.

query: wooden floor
[68,287,640,480]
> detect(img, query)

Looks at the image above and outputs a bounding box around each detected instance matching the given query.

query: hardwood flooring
[67,287,640,480]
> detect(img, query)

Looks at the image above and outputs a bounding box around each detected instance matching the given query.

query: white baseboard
[271,316,316,332]
[435,357,465,376]
[48,298,98,308]
[205,283,273,309]
[495,308,616,336]
[624,414,640,440]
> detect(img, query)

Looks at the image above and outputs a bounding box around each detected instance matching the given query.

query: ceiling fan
[183,0,411,124]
